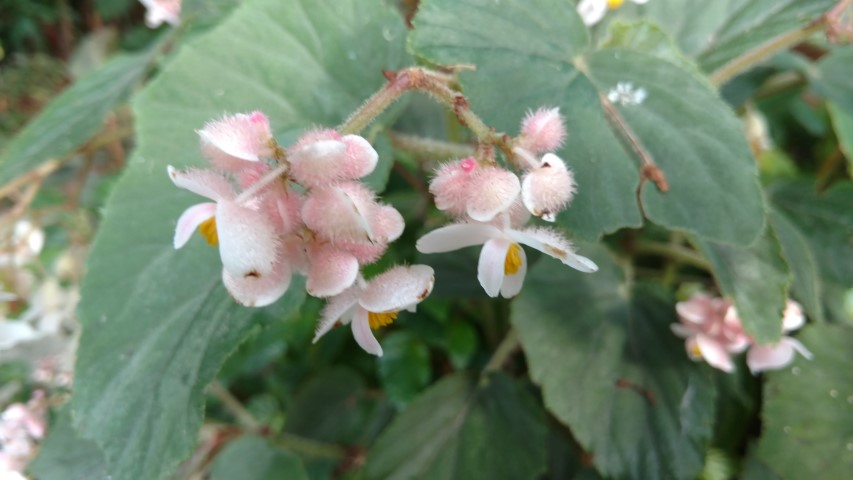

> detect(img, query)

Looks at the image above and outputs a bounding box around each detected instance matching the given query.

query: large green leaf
[511,246,716,479]
[365,372,547,480]
[756,324,853,479]
[695,228,791,344]
[210,435,309,480]
[0,41,159,185]
[410,0,764,244]
[810,48,853,116]
[72,1,410,479]
[28,408,108,480]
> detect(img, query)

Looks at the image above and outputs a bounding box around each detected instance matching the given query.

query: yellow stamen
[504,243,523,275]
[198,217,218,247]
[689,342,702,358]
[368,311,398,330]
[607,0,625,9]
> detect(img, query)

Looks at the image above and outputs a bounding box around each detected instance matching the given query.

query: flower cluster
[672,294,812,374]
[170,112,434,355]
[577,0,648,26]
[0,390,47,478]
[416,108,597,298]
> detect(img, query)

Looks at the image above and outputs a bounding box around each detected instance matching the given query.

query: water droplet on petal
[382,27,395,41]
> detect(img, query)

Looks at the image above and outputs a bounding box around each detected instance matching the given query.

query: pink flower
[520,153,576,221]
[313,265,435,356]
[198,111,274,170]
[517,107,566,154]
[416,217,597,298]
[301,182,402,245]
[746,301,812,373]
[672,294,749,373]
[287,130,378,188]
[429,160,521,222]
[139,0,181,28]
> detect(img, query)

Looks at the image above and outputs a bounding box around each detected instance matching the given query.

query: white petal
[696,334,734,373]
[577,0,607,26]
[509,228,598,272]
[500,246,526,298]
[632,0,649,4]
[174,203,216,249]
[313,286,360,342]
[222,261,291,308]
[670,323,695,338]
[305,247,359,298]
[167,166,234,201]
[216,200,278,278]
[360,265,435,313]
[478,238,511,298]
[351,308,383,356]
[782,300,805,332]
[746,340,797,374]
[416,223,502,253]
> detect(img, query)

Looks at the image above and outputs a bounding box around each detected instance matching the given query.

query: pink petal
[500,245,527,298]
[351,308,383,356]
[369,204,404,243]
[676,294,713,324]
[520,153,575,221]
[216,200,279,278]
[429,158,478,216]
[416,223,501,253]
[466,167,520,221]
[360,264,435,313]
[302,183,375,242]
[167,166,234,201]
[341,134,379,179]
[696,334,735,373]
[305,245,359,297]
[288,138,348,188]
[222,261,291,308]
[198,111,273,163]
[509,227,597,272]
[174,202,216,249]
[670,323,696,339]
[478,237,511,298]
[313,285,360,342]
[518,107,566,154]
[747,337,812,374]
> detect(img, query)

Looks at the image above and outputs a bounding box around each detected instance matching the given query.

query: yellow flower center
[607,0,625,9]
[198,217,218,247]
[504,243,523,275]
[368,311,398,330]
[690,342,702,358]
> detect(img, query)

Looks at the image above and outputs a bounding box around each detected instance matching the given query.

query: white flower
[607,82,648,106]
[313,265,435,356]
[139,0,181,28]
[577,0,648,26]
[416,219,597,298]
[0,220,45,267]
[746,301,812,374]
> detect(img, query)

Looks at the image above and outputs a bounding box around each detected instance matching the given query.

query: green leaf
[366,372,546,480]
[511,245,716,479]
[410,0,764,244]
[602,20,699,74]
[639,0,834,74]
[28,408,108,480]
[769,180,853,286]
[828,102,853,172]
[210,435,309,480]
[769,209,824,322]
[695,228,791,344]
[378,332,432,409]
[810,48,853,115]
[0,42,159,185]
[756,324,853,479]
[72,1,410,479]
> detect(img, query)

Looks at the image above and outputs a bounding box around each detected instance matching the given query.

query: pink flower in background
[746,301,812,373]
[0,390,47,476]
[520,153,576,221]
[139,0,181,28]
[313,265,435,356]
[517,107,566,155]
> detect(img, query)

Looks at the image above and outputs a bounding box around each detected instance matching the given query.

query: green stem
[270,433,348,460]
[387,131,475,160]
[634,241,712,271]
[209,382,262,433]
[482,328,520,374]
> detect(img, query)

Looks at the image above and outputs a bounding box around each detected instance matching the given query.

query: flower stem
[235,161,289,204]
[482,328,520,374]
[387,131,475,160]
[270,433,349,460]
[209,381,262,433]
[634,241,711,271]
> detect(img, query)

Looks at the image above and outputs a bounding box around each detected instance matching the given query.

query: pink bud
[305,244,360,297]
[518,107,566,154]
[198,111,274,168]
[302,182,376,242]
[288,130,377,187]
[466,166,521,222]
[521,153,576,221]
[429,158,479,216]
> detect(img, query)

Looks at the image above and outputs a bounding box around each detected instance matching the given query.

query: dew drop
[830,389,839,398]
[791,367,801,375]
[382,27,395,41]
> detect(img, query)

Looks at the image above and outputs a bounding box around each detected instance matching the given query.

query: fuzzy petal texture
[500,246,527,298]
[521,153,576,221]
[216,200,278,278]
[314,285,360,342]
[477,238,512,298]
[416,223,501,253]
[360,265,435,313]
[351,308,383,356]
[747,337,812,373]
[370,204,405,243]
[168,166,235,201]
[288,138,348,187]
[466,167,521,221]
[174,202,216,248]
[198,111,273,164]
[305,245,359,298]
[518,107,566,154]
[341,134,379,179]
[510,227,598,272]
[222,261,291,308]
[696,334,735,373]
[302,183,375,242]
[429,158,478,216]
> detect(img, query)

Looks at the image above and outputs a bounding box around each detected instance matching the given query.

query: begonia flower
[288,129,378,188]
[746,301,812,373]
[517,107,566,155]
[520,153,576,222]
[313,265,435,356]
[429,160,521,222]
[139,0,181,28]
[671,294,749,373]
[577,0,648,27]
[198,111,274,170]
[417,219,597,298]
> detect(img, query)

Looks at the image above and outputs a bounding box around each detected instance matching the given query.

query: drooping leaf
[72,1,410,479]
[809,48,853,116]
[28,408,108,480]
[210,435,309,480]
[410,0,764,244]
[756,324,853,479]
[511,245,716,479]
[0,40,161,185]
[769,209,824,322]
[365,372,547,480]
[695,228,791,344]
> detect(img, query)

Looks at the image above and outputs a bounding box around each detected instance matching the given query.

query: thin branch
[387,131,475,160]
[482,328,520,374]
[209,381,262,433]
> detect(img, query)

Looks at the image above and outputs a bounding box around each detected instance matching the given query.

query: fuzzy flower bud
[517,107,566,154]
[198,111,274,168]
[521,153,576,221]
[288,130,378,188]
